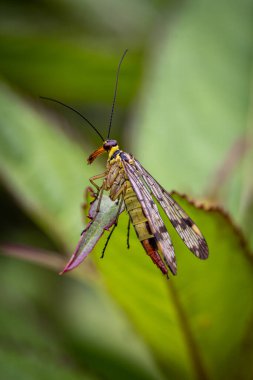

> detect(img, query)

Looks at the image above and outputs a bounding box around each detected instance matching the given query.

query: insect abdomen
[142,239,168,275]
[124,181,152,241]
[124,181,168,275]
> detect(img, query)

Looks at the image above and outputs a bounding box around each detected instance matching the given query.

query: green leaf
[0,80,253,380]
[93,196,253,380]
[132,0,253,230]
[62,192,124,273]
[0,84,164,380]
[0,258,162,380]
[0,35,140,106]
[0,260,96,380]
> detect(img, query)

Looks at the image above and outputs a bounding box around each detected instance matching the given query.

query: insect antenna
[40,96,105,142]
[107,49,128,139]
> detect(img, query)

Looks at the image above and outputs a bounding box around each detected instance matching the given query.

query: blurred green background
[0,0,253,379]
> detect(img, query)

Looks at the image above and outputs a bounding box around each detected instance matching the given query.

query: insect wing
[122,159,177,274]
[134,161,209,260]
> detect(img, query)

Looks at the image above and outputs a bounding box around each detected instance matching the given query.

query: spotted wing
[122,159,177,274]
[135,160,209,259]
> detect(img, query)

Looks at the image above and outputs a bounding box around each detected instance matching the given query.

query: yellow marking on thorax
[108,145,120,160]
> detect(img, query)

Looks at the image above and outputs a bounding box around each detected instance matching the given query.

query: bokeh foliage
[0,0,253,380]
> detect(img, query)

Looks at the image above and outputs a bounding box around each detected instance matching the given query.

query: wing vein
[135,160,208,259]
[122,159,177,274]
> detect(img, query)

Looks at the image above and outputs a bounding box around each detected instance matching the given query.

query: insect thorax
[105,160,125,200]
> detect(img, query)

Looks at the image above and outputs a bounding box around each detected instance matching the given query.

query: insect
[42,49,208,276]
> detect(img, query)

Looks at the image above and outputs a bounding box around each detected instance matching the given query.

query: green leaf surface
[0,258,162,380]
[0,35,140,105]
[0,83,164,380]
[62,193,124,273]
[1,80,253,380]
[0,261,96,380]
[93,197,253,380]
[133,0,253,227]
[0,0,157,42]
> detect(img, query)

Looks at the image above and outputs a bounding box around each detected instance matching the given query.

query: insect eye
[103,140,117,151]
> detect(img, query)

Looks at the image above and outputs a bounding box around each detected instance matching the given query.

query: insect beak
[87,146,105,164]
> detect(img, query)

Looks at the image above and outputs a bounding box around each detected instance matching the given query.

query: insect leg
[95,180,106,213]
[126,217,131,249]
[100,193,124,258]
[89,172,107,191]
[101,224,117,258]
[114,192,124,225]
[110,181,127,202]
